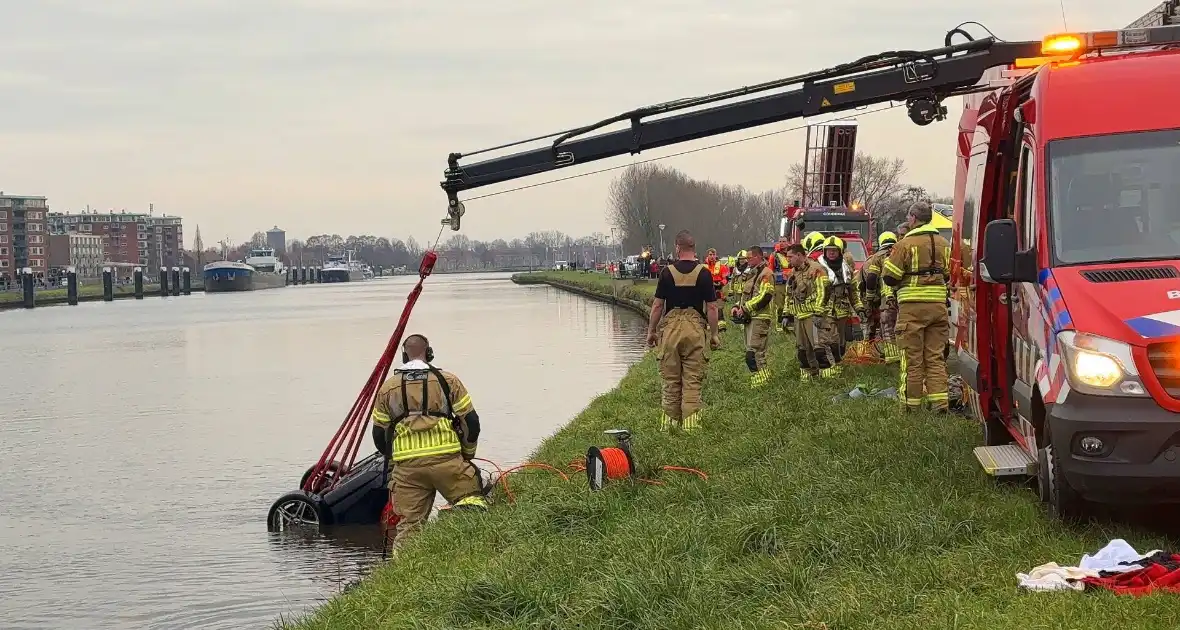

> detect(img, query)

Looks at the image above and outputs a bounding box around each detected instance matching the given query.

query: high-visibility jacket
[882,222,951,303]
[862,246,895,304]
[740,263,775,320]
[706,260,729,285]
[787,258,829,319]
[371,361,477,462]
[820,255,856,318]
[768,252,790,285]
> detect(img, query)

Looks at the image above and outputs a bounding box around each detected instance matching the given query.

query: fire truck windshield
[803,220,871,244]
[1048,128,1180,265]
[843,239,868,262]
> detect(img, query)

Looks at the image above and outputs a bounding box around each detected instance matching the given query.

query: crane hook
[443,194,465,231]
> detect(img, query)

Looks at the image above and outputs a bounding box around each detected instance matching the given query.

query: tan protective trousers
[771,284,786,329]
[796,315,839,378]
[390,453,485,542]
[879,298,900,363]
[658,308,708,429]
[895,301,950,410]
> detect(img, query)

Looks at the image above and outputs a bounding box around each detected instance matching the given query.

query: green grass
[288,272,1180,630]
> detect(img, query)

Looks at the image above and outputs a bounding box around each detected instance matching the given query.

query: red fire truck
[439,13,1180,520]
[780,203,872,268]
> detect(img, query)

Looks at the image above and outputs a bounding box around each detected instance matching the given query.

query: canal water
[0,273,647,629]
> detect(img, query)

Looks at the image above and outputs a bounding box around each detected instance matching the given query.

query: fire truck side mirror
[980,219,1036,285]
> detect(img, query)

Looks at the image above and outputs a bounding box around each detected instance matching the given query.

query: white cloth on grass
[1017,562,1097,592]
[1079,539,1160,573]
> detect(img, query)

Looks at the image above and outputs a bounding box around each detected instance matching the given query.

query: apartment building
[0,193,49,283]
[47,210,185,269]
[48,233,105,278]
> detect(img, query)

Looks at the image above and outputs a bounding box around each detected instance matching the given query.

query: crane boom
[438,33,1045,228]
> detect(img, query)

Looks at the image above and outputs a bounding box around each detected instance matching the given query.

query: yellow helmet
[738,249,747,258]
[878,231,898,248]
[803,232,824,252]
[823,235,844,253]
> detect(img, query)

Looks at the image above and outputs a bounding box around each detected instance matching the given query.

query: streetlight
[658,224,666,259]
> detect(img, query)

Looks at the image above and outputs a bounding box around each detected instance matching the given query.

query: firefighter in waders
[862,231,900,363]
[370,334,487,548]
[704,248,729,331]
[819,236,855,363]
[769,237,792,333]
[732,246,775,387]
[785,244,838,379]
[647,230,720,431]
[882,202,952,412]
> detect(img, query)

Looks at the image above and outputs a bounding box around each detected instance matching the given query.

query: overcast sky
[0,0,1149,246]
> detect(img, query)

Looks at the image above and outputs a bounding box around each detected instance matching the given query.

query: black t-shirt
[654,260,717,318]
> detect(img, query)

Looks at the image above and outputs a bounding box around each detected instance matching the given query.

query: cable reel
[586,429,636,491]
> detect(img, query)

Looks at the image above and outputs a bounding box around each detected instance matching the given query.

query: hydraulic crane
[437,26,1049,229]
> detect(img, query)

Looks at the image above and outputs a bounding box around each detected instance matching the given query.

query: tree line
[607,153,952,252]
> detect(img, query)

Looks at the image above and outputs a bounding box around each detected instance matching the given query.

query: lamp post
[658,224,666,258]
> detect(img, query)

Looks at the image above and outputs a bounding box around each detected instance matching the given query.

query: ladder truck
[441,19,1180,521]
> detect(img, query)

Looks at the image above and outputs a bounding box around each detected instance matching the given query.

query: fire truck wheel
[1036,435,1087,523]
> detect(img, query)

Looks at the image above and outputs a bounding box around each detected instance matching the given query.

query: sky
[0,0,1155,248]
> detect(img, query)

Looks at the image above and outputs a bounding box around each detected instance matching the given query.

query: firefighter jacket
[707,260,729,286]
[821,255,856,318]
[787,258,829,319]
[861,245,895,305]
[768,252,790,285]
[882,223,951,303]
[370,360,478,462]
[740,263,775,320]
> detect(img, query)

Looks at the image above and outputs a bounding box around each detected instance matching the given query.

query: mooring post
[170,267,180,296]
[134,267,144,299]
[159,267,169,296]
[67,267,79,305]
[21,268,34,309]
[102,267,114,301]
[182,267,192,295]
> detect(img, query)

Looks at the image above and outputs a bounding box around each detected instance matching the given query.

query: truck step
[974,444,1037,477]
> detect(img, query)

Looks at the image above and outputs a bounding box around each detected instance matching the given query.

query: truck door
[1008,140,1041,451]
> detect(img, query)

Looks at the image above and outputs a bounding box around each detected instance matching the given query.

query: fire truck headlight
[1057,331,1146,396]
[1072,351,1122,388]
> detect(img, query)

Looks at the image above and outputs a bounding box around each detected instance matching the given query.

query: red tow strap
[303,251,439,493]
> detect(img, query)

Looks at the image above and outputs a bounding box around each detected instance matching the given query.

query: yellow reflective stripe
[371,410,391,425]
[744,279,772,311]
[896,285,948,302]
[882,259,904,279]
[453,394,472,414]
[391,419,462,461]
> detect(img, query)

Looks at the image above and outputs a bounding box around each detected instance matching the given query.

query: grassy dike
[289,271,1178,630]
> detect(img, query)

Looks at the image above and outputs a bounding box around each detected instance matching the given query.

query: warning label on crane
[821,98,831,107]
[833,81,856,94]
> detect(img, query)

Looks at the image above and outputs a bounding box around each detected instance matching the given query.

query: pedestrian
[370,334,488,550]
[732,246,775,387]
[646,230,720,431]
[785,244,839,379]
[882,202,952,412]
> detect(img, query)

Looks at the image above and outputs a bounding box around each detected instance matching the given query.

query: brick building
[47,210,184,269]
[48,233,105,278]
[0,193,49,284]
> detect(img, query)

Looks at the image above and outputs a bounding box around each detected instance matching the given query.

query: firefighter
[820,236,855,362]
[371,334,487,547]
[731,250,749,298]
[882,202,952,412]
[732,246,775,387]
[862,231,900,363]
[803,231,825,257]
[647,231,720,430]
[704,248,729,331]
[785,243,838,379]
[768,237,792,332]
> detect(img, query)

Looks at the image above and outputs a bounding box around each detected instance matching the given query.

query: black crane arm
[438,34,1044,226]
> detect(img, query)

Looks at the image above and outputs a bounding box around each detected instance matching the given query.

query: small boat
[204,247,287,292]
[322,251,366,283]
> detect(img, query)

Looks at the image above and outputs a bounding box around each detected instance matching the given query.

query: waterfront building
[49,233,105,278]
[0,193,50,285]
[47,209,184,269]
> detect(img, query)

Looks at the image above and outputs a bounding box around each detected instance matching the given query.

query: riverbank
[0,283,207,309]
[288,271,1177,629]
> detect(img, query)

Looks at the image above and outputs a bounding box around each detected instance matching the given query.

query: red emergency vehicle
[438,13,1180,521]
[781,203,873,268]
[954,25,1180,519]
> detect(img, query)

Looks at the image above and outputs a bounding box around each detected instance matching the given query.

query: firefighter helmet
[823,235,845,253]
[878,231,898,248]
[803,232,824,253]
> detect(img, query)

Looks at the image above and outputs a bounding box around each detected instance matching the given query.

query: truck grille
[1147,342,1180,397]
[1081,267,1178,283]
